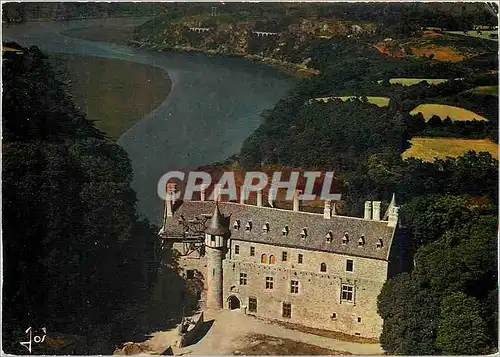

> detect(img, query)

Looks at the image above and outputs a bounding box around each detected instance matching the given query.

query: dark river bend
[3,18,295,223]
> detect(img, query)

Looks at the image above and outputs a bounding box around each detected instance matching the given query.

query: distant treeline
[2,3,163,23]
[4,2,497,34]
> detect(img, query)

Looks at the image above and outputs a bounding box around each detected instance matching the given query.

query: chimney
[239,186,247,205]
[268,185,276,208]
[364,201,372,220]
[165,194,173,218]
[323,200,332,219]
[214,184,221,202]
[256,189,263,207]
[166,182,177,205]
[372,201,381,221]
[200,184,207,201]
[388,206,399,227]
[293,190,300,212]
[332,201,337,216]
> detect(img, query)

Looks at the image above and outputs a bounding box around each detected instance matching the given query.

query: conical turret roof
[205,203,230,236]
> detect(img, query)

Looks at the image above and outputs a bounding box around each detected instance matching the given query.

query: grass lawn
[410,104,488,121]
[467,85,499,96]
[377,78,449,86]
[402,137,498,162]
[54,54,171,140]
[315,96,390,107]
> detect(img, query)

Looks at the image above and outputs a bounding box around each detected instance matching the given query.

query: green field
[55,54,171,140]
[402,137,498,162]
[410,104,488,121]
[377,78,449,86]
[467,85,499,96]
[444,30,498,42]
[315,96,390,107]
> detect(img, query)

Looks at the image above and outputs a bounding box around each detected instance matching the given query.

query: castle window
[342,232,349,245]
[300,228,307,239]
[261,254,267,264]
[290,280,299,293]
[282,251,288,261]
[326,231,333,243]
[376,239,383,249]
[298,254,303,264]
[250,246,255,256]
[331,312,337,319]
[341,284,354,302]
[186,270,195,279]
[211,235,216,243]
[269,255,276,264]
[239,273,247,285]
[233,220,240,230]
[320,263,327,272]
[357,317,362,323]
[248,297,257,312]
[358,235,365,247]
[282,225,289,236]
[245,221,252,231]
[282,302,292,318]
[234,245,240,255]
[346,259,353,272]
[265,276,274,289]
[262,222,270,233]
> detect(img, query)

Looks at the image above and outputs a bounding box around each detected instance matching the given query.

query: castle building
[159,188,400,339]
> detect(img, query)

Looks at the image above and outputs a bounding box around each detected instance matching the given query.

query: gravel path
[161,310,383,355]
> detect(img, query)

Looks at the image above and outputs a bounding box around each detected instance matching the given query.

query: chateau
[159,187,400,339]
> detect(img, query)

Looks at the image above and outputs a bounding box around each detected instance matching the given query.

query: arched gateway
[227,295,241,310]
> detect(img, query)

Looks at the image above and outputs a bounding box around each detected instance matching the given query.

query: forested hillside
[2,43,198,354]
[2,3,161,22]
[126,4,496,354]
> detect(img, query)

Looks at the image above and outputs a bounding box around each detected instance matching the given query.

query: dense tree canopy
[378,198,497,355]
[2,43,196,354]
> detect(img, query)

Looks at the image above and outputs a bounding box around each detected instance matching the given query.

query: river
[3,18,295,223]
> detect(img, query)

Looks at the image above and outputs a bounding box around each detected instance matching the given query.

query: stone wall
[222,240,389,338]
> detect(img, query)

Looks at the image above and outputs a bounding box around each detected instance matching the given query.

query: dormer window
[358,235,365,247]
[326,231,333,243]
[262,222,270,233]
[376,239,383,249]
[233,220,240,230]
[300,228,308,239]
[342,232,349,245]
[282,225,289,236]
[246,221,252,231]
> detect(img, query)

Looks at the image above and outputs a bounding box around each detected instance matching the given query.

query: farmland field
[444,30,498,42]
[468,85,499,96]
[402,137,498,162]
[410,104,488,121]
[377,78,449,86]
[315,96,390,107]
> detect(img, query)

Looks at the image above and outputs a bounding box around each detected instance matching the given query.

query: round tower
[204,203,230,310]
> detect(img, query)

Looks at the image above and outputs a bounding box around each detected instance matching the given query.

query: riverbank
[128,40,320,79]
[60,17,315,79]
[52,53,171,140]
[60,17,151,45]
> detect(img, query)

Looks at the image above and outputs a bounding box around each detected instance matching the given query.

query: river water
[3,18,295,223]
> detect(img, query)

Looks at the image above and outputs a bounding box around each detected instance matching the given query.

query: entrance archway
[227,295,241,310]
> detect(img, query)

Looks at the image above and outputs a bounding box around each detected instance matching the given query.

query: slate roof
[205,203,230,236]
[164,201,396,261]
